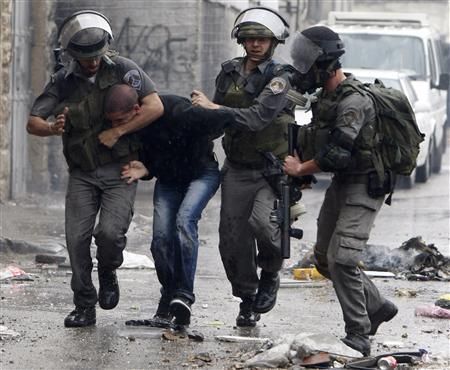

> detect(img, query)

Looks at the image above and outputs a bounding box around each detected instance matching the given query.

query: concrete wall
[0,0,12,201]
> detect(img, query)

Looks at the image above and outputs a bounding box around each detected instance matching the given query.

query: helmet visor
[59,11,113,49]
[290,32,324,73]
[232,8,289,41]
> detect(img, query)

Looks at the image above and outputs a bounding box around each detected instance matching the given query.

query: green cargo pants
[314,178,386,336]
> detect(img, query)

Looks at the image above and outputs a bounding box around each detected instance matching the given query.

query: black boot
[125,296,174,328]
[253,271,280,314]
[341,333,371,356]
[369,300,398,335]
[64,306,96,327]
[98,269,120,310]
[155,296,172,320]
[236,297,261,327]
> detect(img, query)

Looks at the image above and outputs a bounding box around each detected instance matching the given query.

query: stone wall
[21,0,241,195]
[28,0,60,194]
[0,0,12,201]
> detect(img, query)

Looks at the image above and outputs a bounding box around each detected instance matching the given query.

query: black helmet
[291,26,345,73]
[58,10,113,59]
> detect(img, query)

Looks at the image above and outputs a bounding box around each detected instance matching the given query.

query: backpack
[351,79,425,176]
[350,79,425,205]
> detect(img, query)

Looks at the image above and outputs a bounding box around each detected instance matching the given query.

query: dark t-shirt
[139,95,233,184]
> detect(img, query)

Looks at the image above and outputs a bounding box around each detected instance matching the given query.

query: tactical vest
[299,78,377,174]
[215,58,292,167]
[54,57,140,172]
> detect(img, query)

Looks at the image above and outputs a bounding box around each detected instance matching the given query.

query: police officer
[192,7,295,327]
[27,10,163,327]
[283,26,398,355]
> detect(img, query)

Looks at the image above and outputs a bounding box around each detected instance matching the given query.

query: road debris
[0,325,21,339]
[415,304,450,319]
[215,335,272,344]
[0,265,33,281]
[241,332,361,369]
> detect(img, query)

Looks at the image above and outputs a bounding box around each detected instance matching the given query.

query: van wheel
[416,143,433,183]
[397,169,416,189]
[432,141,442,174]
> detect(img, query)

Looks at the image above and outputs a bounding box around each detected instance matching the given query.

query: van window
[340,34,426,79]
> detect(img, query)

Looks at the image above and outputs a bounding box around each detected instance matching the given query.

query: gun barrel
[281,183,290,259]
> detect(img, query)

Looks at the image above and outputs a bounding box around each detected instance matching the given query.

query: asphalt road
[0,148,449,369]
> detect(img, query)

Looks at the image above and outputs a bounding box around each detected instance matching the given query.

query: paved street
[0,149,449,369]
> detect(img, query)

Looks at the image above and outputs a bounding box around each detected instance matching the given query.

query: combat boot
[253,270,280,313]
[124,296,174,328]
[64,306,96,327]
[369,300,398,335]
[236,297,261,327]
[341,333,371,356]
[98,269,120,310]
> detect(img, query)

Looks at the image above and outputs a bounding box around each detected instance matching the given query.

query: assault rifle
[263,124,313,259]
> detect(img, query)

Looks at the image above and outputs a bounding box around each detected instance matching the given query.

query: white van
[327,11,449,175]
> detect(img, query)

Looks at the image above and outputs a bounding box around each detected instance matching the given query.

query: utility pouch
[367,170,395,199]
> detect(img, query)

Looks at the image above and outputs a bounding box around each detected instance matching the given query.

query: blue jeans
[150,164,220,304]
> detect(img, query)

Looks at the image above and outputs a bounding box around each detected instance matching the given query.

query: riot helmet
[231,6,289,44]
[290,26,345,93]
[58,10,113,59]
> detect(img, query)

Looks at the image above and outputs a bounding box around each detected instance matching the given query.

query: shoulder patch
[342,109,359,126]
[123,69,142,90]
[269,77,287,95]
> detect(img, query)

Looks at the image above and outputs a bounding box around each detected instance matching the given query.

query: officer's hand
[98,127,120,148]
[121,160,149,184]
[50,106,68,135]
[283,151,302,177]
[191,90,220,109]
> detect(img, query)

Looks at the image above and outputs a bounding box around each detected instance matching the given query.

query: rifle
[262,124,304,259]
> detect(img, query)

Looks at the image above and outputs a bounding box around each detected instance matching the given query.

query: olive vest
[215,58,293,167]
[55,57,140,172]
[299,77,377,174]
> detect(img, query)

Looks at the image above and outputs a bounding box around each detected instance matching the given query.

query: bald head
[104,84,139,114]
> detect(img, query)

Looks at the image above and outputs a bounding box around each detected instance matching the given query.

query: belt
[334,173,369,184]
[226,159,265,170]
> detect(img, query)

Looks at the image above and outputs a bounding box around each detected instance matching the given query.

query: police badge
[123,69,142,90]
[269,77,287,95]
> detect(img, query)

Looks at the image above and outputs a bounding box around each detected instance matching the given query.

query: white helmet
[231,6,290,43]
[58,10,113,59]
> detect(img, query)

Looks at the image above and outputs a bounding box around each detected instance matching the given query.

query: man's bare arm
[99,92,164,148]
[27,107,67,136]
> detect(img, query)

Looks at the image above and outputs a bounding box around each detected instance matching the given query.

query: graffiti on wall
[115,18,196,88]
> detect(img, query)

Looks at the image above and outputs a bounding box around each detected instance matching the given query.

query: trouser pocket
[335,235,365,267]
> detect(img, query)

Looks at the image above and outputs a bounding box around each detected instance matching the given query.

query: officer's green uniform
[303,75,388,336]
[30,54,157,308]
[213,57,295,298]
